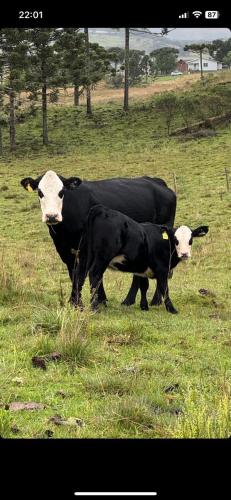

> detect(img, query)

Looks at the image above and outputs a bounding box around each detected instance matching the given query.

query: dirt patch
[19,74,200,108]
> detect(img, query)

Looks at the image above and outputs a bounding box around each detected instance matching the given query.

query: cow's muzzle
[180,253,190,260]
[45,214,61,225]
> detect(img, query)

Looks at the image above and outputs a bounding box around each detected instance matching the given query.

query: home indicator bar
[74,493,158,497]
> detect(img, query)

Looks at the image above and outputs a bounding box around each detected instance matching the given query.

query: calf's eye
[58,189,64,198]
[189,237,192,245]
[174,237,179,245]
[38,189,44,198]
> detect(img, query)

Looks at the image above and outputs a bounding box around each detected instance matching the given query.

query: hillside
[0,74,231,438]
[88,27,231,54]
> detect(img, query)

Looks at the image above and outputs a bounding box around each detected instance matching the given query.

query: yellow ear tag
[27,184,33,192]
[162,231,169,240]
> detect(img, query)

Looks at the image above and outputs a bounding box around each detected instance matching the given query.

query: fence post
[225,168,230,192]
[173,173,177,195]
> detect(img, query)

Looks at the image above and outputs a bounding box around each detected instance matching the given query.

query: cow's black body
[76,204,183,312]
[45,176,176,305]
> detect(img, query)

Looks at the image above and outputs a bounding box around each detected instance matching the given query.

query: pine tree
[184,44,209,80]
[55,28,86,106]
[84,28,92,116]
[25,28,62,145]
[0,29,28,152]
[124,28,130,111]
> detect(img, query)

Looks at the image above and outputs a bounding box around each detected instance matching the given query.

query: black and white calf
[76,205,209,313]
[20,170,176,307]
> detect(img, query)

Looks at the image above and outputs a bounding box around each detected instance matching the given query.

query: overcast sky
[150,28,231,40]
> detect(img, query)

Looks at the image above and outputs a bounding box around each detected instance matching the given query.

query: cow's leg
[121,275,140,306]
[89,277,107,306]
[69,255,87,308]
[89,262,108,310]
[139,278,149,311]
[65,258,81,307]
[156,273,178,314]
[150,282,163,306]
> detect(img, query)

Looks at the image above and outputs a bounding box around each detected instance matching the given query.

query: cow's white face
[174,225,193,259]
[38,171,64,224]
[21,170,82,225]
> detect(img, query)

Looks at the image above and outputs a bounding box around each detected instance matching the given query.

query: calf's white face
[174,225,193,259]
[38,171,64,224]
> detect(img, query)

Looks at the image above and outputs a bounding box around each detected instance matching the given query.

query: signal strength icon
[179,12,189,18]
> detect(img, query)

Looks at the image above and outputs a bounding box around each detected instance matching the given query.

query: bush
[155,92,178,135]
[106,74,124,88]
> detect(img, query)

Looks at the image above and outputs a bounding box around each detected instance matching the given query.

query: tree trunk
[74,85,80,106]
[9,87,16,152]
[124,28,130,112]
[84,27,92,116]
[0,124,2,155]
[200,49,204,80]
[42,82,48,145]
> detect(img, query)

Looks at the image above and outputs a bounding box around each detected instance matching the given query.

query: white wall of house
[187,58,221,72]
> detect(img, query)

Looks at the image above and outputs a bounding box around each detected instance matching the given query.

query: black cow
[20,170,176,306]
[75,204,209,312]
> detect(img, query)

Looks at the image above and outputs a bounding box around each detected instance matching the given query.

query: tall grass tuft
[31,307,65,336]
[0,409,12,438]
[31,305,94,366]
[172,388,231,438]
[56,305,94,366]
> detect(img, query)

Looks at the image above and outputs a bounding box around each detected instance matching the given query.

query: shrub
[155,92,178,135]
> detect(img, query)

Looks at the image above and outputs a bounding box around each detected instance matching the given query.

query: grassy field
[0,75,231,438]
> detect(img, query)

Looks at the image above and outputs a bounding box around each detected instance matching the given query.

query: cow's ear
[20,177,40,192]
[160,225,172,239]
[63,177,82,190]
[192,225,209,237]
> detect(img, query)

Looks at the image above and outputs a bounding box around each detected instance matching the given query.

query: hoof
[150,300,162,307]
[121,300,135,307]
[140,303,149,311]
[98,300,107,307]
[167,307,178,314]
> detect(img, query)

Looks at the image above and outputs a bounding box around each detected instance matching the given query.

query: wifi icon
[192,10,203,18]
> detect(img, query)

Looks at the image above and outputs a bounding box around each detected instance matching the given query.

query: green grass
[0,74,231,438]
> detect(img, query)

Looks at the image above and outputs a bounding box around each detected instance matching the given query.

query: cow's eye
[38,189,44,198]
[58,189,64,198]
[174,237,179,245]
[189,237,192,245]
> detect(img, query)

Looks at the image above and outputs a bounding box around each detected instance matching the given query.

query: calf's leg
[121,275,140,306]
[156,274,178,314]
[89,261,108,310]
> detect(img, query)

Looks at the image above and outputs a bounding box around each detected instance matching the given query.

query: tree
[208,38,231,62]
[223,50,231,69]
[184,44,209,80]
[81,30,110,115]
[0,29,28,152]
[107,47,124,72]
[150,47,179,75]
[0,58,4,154]
[124,28,129,111]
[25,28,62,145]
[120,28,175,111]
[55,28,87,106]
[84,28,92,116]
[141,54,152,83]
[155,92,178,135]
[128,50,146,84]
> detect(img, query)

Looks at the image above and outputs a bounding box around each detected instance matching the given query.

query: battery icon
[205,11,220,19]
